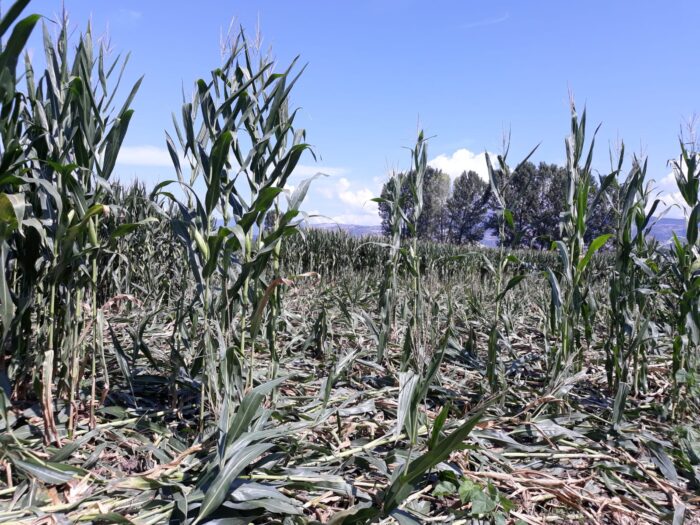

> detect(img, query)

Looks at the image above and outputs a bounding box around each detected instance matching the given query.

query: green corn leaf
[109,217,158,238]
[0,13,39,79]
[576,233,611,276]
[687,203,700,246]
[0,0,32,38]
[382,408,486,514]
[0,192,24,240]
[205,130,232,216]
[195,442,274,524]
[12,457,84,485]
[496,274,525,302]
[226,378,286,447]
[428,402,451,451]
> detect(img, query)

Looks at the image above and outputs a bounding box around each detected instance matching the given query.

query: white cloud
[337,177,375,208]
[651,167,692,219]
[118,145,179,167]
[337,178,351,192]
[308,175,379,225]
[428,148,491,181]
[317,186,334,199]
[656,191,689,219]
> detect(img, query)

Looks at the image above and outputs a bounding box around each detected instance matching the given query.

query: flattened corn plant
[2,2,700,523]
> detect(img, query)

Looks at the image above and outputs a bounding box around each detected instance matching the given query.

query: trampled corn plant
[157,29,316,426]
[604,154,661,402]
[177,377,316,524]
[546,103,617,383]
[331,393,488,524]
[665,142,700,417]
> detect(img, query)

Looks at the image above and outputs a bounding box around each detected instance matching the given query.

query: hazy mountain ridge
[307,217,687,245]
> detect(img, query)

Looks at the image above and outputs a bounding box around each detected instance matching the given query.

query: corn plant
[483,140,537,393]
[372,171,404,363]
[333,396,487,524]
[665,141,700,417]
[157,29,316,427]
[604,153,660,402]
[369,132,428,370]
[402,133,428,372]
[0,0,39,394]
[1,10,140,442]
[546,103,617,382]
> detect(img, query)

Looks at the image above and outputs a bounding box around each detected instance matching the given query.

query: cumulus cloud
[309,176,379,225]
[337,177,375,208]
[650,171,690,219]
[428,148,491,181]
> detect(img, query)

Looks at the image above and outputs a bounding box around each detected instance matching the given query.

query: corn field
[1,3,700,524]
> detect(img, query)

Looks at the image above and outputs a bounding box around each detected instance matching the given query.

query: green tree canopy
[446,170,488,244]
[378,167,450,240]
[378,160,619,249]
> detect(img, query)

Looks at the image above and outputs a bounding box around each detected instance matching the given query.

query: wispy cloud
[117,145,346,180]
[291,165,348,178]
[119,9,142,21]
[461,12,509,30]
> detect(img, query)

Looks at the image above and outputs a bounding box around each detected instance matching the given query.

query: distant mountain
[306,217,688,246]
[305,223,383,237]
[647,217,686,244]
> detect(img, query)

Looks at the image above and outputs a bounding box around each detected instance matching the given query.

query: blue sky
[28,1,700,223]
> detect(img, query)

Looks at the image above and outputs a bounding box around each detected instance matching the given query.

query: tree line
[378,161,618,248]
